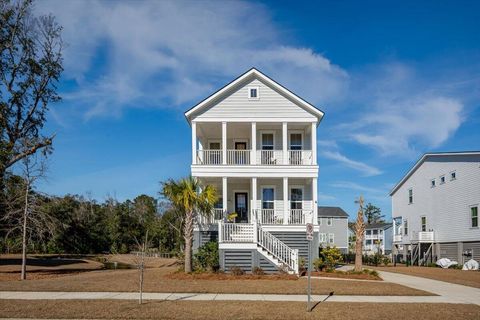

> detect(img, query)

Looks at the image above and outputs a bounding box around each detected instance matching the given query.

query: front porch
[197,177,317,225]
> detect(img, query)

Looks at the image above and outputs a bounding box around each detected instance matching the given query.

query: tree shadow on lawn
[0,257,88,267]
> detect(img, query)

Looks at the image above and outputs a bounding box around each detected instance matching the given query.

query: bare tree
[0,0,63,207]
[133,230,150,304]
[354,196,365,272]
[2,151,56,280]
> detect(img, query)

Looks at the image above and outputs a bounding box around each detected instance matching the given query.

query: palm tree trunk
[183,211,194,273]
[354,237,362,272]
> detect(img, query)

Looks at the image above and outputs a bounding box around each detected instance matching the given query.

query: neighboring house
[186,68,324,274]
[317,206,349,253]
[390,151,480,265]
[363,222,393,255]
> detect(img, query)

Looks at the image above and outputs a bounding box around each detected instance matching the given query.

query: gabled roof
[365,222,392,230]
[317,206,349,218]
[389,151,480,196]
[184,67,325,123]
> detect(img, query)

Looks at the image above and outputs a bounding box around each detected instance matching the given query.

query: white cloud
[317,192,336,202]
[321,150,382,176]
[331,181,384,195]
[344,63,465,157]
[35,0,348,118]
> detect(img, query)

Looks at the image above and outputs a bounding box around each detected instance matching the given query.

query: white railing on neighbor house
[226,149,250,165]
[288,150,313,165]
[393,234,402,242]
[257,150,284,165]
[197,150,222,165]
[257,226,299,274]
[219,223,255,243]
[411,231,434,243]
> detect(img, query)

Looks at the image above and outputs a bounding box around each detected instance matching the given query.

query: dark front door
[234,192,248,223]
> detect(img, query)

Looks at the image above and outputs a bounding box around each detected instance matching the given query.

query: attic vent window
[248,86,259,99]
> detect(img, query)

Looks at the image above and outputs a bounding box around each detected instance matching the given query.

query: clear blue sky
[34,0,480,220]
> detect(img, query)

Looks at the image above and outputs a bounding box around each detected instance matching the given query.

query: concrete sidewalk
[378,270,480,305]
[0,291,472,304]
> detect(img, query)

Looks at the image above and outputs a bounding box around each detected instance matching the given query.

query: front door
[234,142,247,164]
[234,192,248,223]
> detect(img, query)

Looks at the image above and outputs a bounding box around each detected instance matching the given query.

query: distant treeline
[0,175,183,255]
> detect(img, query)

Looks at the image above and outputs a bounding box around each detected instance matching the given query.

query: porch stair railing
[419,243,433,266]
[218,221,299,274]
[411,244,420,266]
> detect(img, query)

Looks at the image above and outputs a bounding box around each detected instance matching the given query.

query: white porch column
[312,177,318,224]
[282,122,288,165]
[283,177,288,225]
[311,122,317,165]
[222,177,228,214]
[191,121,197,164]
[222,122,227,165]
[251,177,257,221]
[251,122,256,165]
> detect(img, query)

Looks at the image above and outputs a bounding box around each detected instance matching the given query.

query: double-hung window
[289,133,303,164]
[327,217,333,226]
[328,233,334,244]
[290,188,303,210]
[404,219,408,235]
[421,216,427,232]
[408,188,413,204]
[262,188,274,210]
[261,133,274,164]
[471,206,478,228]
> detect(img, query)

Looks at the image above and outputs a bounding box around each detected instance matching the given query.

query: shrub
[382,256,390,266]
[323,246,343,270]
[230,265,245,276]
[313,257,326,272]
[298,257,307,276]
[252,266,265,275]
[193,241,219,272]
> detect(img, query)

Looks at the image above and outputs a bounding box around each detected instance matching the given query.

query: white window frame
[470,205,479,228]
[328,233,334,245]
[320,233,327,243]
[289,185,304,209]
[248,86,260,100]
[260,130,275,150]
[233,139,249,150]
[261,185,276,210]
[421,216,427,232]
[288,131,304,150]
[450,171,457,181]
[208,139,222,150]
[408,188,413,204]
[431,179,436,188]
[327,217,333,226]
[404,219,408,235]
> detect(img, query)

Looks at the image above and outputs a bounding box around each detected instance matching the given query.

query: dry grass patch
[375,265,480,288]
[0,266,432,296]
[0,300,479,320]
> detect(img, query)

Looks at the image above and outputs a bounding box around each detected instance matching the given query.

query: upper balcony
[191,121,317,167]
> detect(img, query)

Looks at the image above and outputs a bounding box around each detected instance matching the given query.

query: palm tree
[161,176,217,273]
[354,195,365,272]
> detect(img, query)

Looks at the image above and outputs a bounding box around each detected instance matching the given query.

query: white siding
[392,155,480,243]
[194,79,317,122]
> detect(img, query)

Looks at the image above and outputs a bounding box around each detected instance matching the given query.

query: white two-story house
[390,152,480,265]
[186,68,324,274]
[363,222,393,255]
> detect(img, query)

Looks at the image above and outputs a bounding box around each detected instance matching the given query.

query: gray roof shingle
[317,206,349,219]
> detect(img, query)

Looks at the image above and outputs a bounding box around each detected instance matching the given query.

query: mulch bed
[309,271,381,281]
[166,271,298,281]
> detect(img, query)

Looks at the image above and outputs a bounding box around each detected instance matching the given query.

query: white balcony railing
[254,207,313,225]
[256,209,283,224]
[257,150,283,165]
[226,149,250,165]
[288,150,313,165]
[288,209,313,224]
[197,150,222,165]
[197,149,313,165]
[411,231,434,243]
